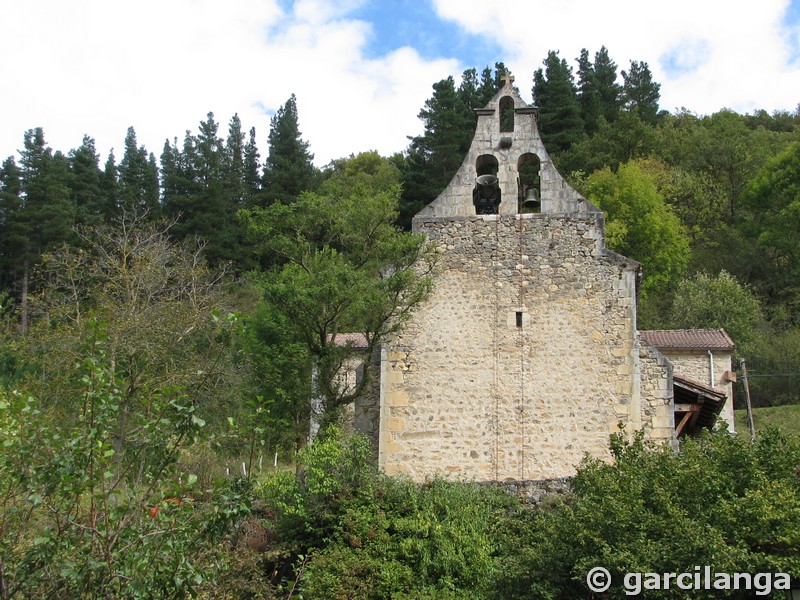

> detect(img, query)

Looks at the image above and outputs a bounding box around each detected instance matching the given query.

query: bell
[521,186,540,212]
[474,174,500,215]
[476,174,499,190]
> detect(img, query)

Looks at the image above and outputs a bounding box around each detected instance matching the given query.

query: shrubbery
[3,379,799,598]
[493,429,800,599]
[258,427,518,599]
[0,321,252,598]
[251,427,800,599]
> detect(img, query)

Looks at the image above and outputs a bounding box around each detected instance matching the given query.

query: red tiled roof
[640,329,735,350]
[329,333,369,348]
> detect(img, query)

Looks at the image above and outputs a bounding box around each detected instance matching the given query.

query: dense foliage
[494,428,800,599]
[241,427,800,599]
[255,427,519,599]
[0,322,252,598]
[583,160,691,300]
[242,152,433,442]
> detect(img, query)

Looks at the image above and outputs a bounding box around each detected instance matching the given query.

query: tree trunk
[19,260,29,334]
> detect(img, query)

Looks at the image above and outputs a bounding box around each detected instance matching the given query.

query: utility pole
[741,359,756,441]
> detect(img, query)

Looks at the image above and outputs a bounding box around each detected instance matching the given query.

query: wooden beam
[689,406,702,429]
[674,403,701,413]
[675,411,693,437]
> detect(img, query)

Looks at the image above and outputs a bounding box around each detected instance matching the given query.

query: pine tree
[262,94,316,205]
[458,68,483,112]
[159,139,181,209]
[622,60,661,125]
[162,134,198,218]
[224,114,246,207]
[161,132,201,231]
[459,62,507,112]
[162,113,244,266]
[400,76,472,227]
[0,157,22,292]
[397,65,506,228]
[18,129,75,255]
[243,127,262,207]
[68,136,111,228]
[101,151,119,219]
[594,46,622,123]
[576,48,602,135]
[14,129,75,330]
[118,127,160,217]
[194,112,238,264]
[533,51,584,154]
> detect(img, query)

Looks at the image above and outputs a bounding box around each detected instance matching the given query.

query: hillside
[734,403,800,438]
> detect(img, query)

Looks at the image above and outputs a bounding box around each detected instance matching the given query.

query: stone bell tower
[375,74,668,482]
[414,73,593,221]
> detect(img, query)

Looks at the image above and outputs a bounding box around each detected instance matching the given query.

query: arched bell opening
[517,153,541,214]
[499,96,515,133]
[474,154,500,215]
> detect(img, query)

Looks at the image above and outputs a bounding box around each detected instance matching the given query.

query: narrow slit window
[516,312,523,327]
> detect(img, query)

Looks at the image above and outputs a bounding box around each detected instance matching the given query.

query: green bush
[0,320,250,598]
[493,429,800,599]
[258,428,519,599]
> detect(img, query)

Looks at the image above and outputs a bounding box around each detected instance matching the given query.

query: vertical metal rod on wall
[493,215,501,481]
[518,214,526,481]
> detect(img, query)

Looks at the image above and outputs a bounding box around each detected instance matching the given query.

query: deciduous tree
[20,213,240,441]
[242,153,433,435]
[584,160,690,311]
[738,141,800,323]
[668,270,763,356]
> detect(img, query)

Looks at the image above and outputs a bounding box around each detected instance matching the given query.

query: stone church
[348,75,735,482]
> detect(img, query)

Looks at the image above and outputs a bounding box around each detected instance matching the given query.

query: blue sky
[784,0,800,61]
[1,0,799,166]
[352,0,502,65]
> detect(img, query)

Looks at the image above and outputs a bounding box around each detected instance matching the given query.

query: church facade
[354,76,732,482]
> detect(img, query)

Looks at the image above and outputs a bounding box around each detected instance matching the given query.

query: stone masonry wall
[638,339,675,441]
[378,212,642,481]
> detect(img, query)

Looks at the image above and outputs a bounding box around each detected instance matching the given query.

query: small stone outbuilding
[640,329,736,435]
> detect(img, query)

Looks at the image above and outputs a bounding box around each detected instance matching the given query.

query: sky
[1,0,799,167]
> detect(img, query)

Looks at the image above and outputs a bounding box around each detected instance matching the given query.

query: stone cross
[501,71,515,87]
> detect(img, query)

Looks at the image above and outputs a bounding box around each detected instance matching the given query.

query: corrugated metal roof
[640,328,735,350]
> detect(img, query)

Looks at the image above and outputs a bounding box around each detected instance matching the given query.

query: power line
[745,373,800,378]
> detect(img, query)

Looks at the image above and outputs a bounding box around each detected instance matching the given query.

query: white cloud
[0,0,454,166]
[251,3,457,165]
[2,0,798,169]
[1,0,286,160]
[433,0,800,114]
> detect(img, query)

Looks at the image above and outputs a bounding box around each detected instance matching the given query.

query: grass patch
[734,403,800,438]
